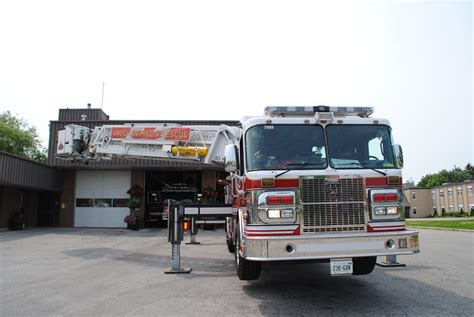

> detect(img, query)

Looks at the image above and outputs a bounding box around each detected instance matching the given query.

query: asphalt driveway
[1,228,473,316]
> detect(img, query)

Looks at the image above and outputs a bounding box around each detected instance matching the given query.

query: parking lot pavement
[1,228,473,316]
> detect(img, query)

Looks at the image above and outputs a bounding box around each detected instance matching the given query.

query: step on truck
[56,106,420,280]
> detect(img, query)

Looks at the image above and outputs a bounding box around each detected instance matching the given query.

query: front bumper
[243,230,419,261]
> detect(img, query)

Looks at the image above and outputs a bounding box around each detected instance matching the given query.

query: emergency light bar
[264,106,374,118]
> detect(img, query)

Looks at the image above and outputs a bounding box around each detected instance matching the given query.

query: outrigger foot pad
[376,255,406,267]
[165,268,192,274]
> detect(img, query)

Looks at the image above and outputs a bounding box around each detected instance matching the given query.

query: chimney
[87,103,91,109]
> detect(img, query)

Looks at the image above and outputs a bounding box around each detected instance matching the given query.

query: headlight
[373,206,399,216]
[374,206,387,215]
[280,209,294,218]
[386,206,398,215]
[267,209,294,219]
[268,209,281,218]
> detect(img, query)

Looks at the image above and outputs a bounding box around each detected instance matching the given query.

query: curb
[406,226,474,232]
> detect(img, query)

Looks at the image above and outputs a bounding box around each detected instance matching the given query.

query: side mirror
[394,144,404,168]
[224,144,238,173]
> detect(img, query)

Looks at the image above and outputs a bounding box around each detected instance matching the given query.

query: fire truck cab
[224,106,419,280]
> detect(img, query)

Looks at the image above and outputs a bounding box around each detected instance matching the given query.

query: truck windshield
[245,125,327,171]
[326,125,396,169]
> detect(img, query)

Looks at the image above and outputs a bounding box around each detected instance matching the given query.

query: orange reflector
[182,219,190,231]
[387,176,401,185]
[261,178,275,188]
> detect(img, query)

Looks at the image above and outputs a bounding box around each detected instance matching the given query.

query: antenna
[101,82,105,109]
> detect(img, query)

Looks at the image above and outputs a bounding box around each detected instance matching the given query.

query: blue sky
[0,0,472,183]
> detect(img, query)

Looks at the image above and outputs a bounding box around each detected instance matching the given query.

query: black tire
[353,256,376,275]
[227,238,235,253]
[235,227,261,280]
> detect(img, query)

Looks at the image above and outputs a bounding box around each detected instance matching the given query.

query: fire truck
[56,106,420,280]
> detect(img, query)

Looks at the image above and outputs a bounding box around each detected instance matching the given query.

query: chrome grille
[300,177,366,233]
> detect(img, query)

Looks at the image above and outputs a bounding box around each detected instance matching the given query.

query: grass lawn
[406,219,474,230]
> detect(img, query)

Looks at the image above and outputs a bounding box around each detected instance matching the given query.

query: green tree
[0,111,47,163]
[417,166,471,188]
[465,163,474,179]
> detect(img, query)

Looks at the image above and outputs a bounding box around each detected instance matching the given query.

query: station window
[94,199,112,208]
[112,199,130,208]
[431,191,436,200]
[412,192,416,200]
[76,198,93,207]
[412,207,417,215]
[468,186,473,195]
[457,187,462,196]
[76,198,128,208]
[440,191,445,198]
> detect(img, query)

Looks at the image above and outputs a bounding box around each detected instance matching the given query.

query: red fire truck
[57,106,419,280]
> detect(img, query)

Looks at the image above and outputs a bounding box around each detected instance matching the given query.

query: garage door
[75,170,131,227]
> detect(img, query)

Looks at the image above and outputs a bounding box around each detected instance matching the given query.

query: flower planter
[127,223,140,231]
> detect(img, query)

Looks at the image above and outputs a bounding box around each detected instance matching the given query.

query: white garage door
[75,170,131,228]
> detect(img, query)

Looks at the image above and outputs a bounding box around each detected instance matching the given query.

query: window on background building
[413,207,417,215]
[449,205,453,212]
[440,191,445,198]
[448,188,453,197]
[412,192,416,200]
[457,187,462,196]
[432,191,436,200]
[468,186,473,195]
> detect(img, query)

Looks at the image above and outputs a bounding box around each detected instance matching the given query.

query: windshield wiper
[275,162,325,178]
[334,162,387,176]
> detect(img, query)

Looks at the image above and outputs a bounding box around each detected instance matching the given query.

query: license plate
[330,259,353,276]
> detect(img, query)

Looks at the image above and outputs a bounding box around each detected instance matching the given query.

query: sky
[0,0,472,183]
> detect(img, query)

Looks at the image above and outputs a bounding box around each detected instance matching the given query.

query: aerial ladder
[56,123,241,165]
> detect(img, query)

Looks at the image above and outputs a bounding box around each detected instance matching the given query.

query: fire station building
[45,107,237,228]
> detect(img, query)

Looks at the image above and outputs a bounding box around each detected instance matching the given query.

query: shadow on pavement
[63,247,235,278]
[242,262,472,316]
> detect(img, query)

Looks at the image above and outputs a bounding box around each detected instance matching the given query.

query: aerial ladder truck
[57,106,420,280]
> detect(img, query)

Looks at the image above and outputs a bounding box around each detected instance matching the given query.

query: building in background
[403,187,432,218]
[403,180,474,218]
[431,181,474,216]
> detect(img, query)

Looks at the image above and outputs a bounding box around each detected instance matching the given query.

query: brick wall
[59,170,76,227]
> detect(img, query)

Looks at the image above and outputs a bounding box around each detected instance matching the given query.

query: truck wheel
[235,228,261,280]
[353,256,376,275]
[227,238,235,253]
